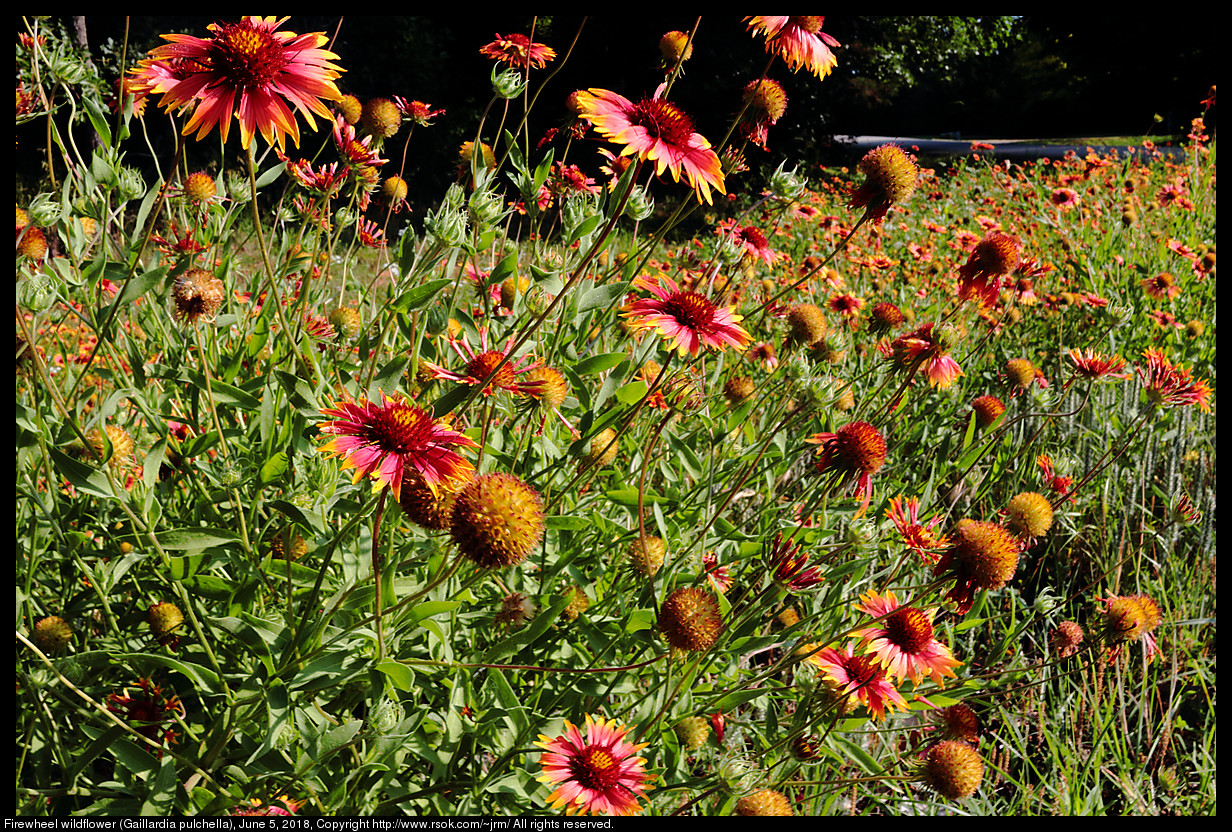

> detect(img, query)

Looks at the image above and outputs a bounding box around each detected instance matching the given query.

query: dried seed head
[628,536,667,576]
[450,473,544,568]
[1049,620,1085,658]
[673,716,711,750]
[1005,492,1054,539]
[659,587,724,652]
[787,303,828,346]
[171,268,226,326]
[362,97,401,139]
[33,616,73,653]
[735,789,794,816]
[581,428,619,470]
[147,602,184,644]
[918,740,984,800]
[559,584,591,622]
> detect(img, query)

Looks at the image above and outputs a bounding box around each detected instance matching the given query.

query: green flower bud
[491,66,527,100]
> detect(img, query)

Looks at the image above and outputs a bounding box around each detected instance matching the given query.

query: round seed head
[450,473,544,568]
[659,587,724,652]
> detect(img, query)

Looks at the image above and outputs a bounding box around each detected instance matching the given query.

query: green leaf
[49,447,114,498]
[259,450,289,485]
[84,97,112,148]
[375,659,416,692]
[577,282,630,314]
[614,380,648,404]
[167,553,205,580]
[254,161,286,189]
[605,488,669,506]
[409,600,461,623]
[573,352,625,375]
[392,278,452,312]
[113,652,224,695]
[160,528,241,551]
[545,515,590,530]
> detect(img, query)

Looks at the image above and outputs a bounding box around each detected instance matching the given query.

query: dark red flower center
[630,98,696,149]
[369,402,433,453]
[466,351,517,389]
[211,20,286,90]
[844,654,883,689]
[572,745,622,792]
[739,227,769,248]
[790,16,826,34]
[883,606,935,654]
[661,291,716,332]
[832,422,887,475]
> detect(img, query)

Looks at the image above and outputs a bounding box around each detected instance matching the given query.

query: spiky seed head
[742,78,788,122]
[659,587,724,652]
[337,94,363,124]
[832,421,887,476]
[935,704,981,744]
[735,789,794,816]
[949,519,1020,592]
[183,171,218,204]
[628,536,667,576]
[86,425,135,469]
[673,716,711,750]
[723,376,756,405]
[581,428,619,470]
[362,97,401,138]
[659,31,693,66]
[918,740,984,800]
[450,473,544,568]
[171,268,225,326]
[971,395,1006,429]
[869,301,906,333]
[33,616,73,653]
[328,307,362,340]
[18,226,47,260]
[1005,492,1054,539]
[559,584,590,622]
[1005,358,1038,389]
[522,366,568,410]
[787,303,827,346]
[382,175,408,203]
[147,602,184,642]
[1102,596,1148,643]
[495,592,538,628]
[1049,620,1085,658]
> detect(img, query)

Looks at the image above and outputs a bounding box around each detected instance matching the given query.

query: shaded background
[23,16,1218,222]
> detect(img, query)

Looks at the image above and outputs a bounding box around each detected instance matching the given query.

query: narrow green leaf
[574,352,625,375]
[392,278,452,312]
[160,528,240,550]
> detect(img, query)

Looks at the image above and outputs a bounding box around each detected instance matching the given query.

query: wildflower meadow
[15,16,1216,818]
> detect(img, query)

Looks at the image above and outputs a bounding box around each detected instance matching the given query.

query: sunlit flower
[536,714,652,816]
[623,274,751,357]
[318,393,477,500]
[575,88,725,205]
[890,323,963,389]
[808,421,886,514]
[1066,348,1129,381]
[717,220,776,267]
[1036,454,1073,499]
[738,78,788,150]
[745,16,840,79]
[419,328,544,397]
[1050,187,1080,211]
[1141,271,1181,300]
[480,32,556,70]
[854,589,962,685]
[848,144,919,224]
[1137,348,1212,411]
[886,496,949,564]
[703,551,732,594]
[766,531,824,592]
[136,16,343,151]
[807,643,908,721]
[392,96,445,126]
[957,231,1021,306]
[1099,594,1162,663]
[933,519,1021,614]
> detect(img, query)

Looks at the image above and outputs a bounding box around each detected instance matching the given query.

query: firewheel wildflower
[765,532,824,592]
[480,33,556,70]
[1066,348,1129,381]
[1137,348,1212,411]
[848,144,919,225]
[807,421,887,515]
[535,715,652,816]
[854,589,962,685]
[134,16,343,151]
[574,88,725,205]
[886,496,949,564]
[738,78,788,150]
[623,274,751,357]
[419,329,544,398]
[745,17,840,79]
[1099,594,1162,663]
[890,323,963,389]
[807,643,908,721]
[1142,271,1181,300]
[317,393,477,501]
[934,519,1021,614]
[957,231,1021,306]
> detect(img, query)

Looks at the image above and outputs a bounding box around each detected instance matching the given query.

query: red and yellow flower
[535,715,653,816]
